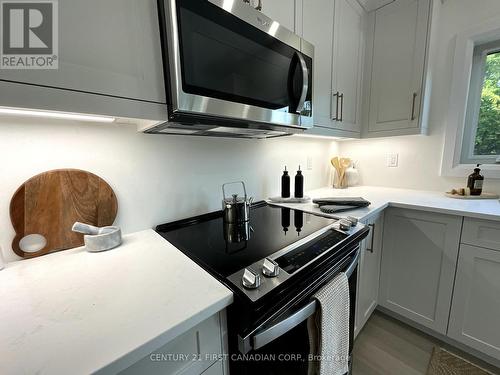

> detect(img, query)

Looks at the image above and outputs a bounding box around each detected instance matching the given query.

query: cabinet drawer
[462,218,500,251]
[121,313,222,375]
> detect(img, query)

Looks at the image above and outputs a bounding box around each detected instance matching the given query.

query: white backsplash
[0,118,338,261]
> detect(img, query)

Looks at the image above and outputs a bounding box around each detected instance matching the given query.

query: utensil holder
[333,170,348,189]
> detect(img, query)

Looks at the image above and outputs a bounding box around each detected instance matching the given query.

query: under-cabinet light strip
[0,107,116,123]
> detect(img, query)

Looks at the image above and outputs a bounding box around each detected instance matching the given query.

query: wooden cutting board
[10,169,118,258]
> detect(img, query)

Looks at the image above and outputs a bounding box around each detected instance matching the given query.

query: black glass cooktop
[156,202,336,278]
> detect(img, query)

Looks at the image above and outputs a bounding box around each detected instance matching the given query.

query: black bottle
[294,166,304,198]
[467,164,484,196]
[281,166,290,198]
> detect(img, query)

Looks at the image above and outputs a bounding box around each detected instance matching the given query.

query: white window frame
[461,41,500,164]
[442,16,500,178]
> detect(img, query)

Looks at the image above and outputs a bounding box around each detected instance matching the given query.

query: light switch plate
[306,156,313,170]
[387,153,399,167]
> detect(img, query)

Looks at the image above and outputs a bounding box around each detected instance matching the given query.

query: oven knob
[262,258,280,277]
[347,216,358,226]
[339,219,351,231]
[242,268,261,289]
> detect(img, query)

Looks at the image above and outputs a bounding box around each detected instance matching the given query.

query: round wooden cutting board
[10,169,118,258]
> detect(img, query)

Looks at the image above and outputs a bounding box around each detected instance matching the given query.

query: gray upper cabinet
[259,0,296,32]
[331,0,365,134]
[448,244,500,361]
[302,0,336,128]
[364,0,433,137]
[303,0,365,138]
[379,208,462,334]
[0,0,167,120]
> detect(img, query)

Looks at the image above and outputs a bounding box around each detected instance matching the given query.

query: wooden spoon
[339,158,351,187]
[331,157,341,187]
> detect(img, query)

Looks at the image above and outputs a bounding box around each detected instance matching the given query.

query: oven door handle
[239,248,360,354]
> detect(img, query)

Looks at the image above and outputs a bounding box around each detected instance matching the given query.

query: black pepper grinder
[294,166,304,198]
[281,166,290,198]
[467,164,484,196]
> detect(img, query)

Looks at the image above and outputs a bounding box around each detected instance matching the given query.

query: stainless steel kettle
[222,181,253,223]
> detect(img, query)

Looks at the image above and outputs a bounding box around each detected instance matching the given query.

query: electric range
[156,202,369,374]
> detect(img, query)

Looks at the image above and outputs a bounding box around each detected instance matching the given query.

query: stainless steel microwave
[145,0,314,139]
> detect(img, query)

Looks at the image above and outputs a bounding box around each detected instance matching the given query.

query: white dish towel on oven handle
[307,272,350,375]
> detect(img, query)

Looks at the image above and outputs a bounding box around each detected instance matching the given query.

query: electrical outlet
[387,153,399,167]
[306,156,313,170]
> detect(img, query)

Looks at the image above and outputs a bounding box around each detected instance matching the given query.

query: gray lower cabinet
[121,313,226,375]
[202,361,224,375]
[379,208,462,334]
[355,212,384,337]
[448,244,500,361]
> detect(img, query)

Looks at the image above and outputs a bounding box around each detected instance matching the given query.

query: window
[462,41,500,164]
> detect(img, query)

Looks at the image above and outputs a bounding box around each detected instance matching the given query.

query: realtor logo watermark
[0,0,58,69]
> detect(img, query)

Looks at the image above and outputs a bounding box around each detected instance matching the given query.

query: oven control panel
[227,220,365,302]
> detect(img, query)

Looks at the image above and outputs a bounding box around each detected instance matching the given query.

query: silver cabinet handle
[366,224,375,253]
[339,93,344,122]
[332,91,340,120]
[296,52,309,113]
[411,92,417,121]
[238,248,360,353]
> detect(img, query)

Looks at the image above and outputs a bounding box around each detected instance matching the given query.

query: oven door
[232,248,360,375]
[160,0,314,129]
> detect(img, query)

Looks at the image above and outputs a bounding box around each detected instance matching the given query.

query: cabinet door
[448,245,500,361]
[331,0,365,134]
[259,0,296,31]
[0,0,165,103]
[367,0,429,134]
[302,0,335,128]
[379,209,461,334]
[121,313,223,375]
[355,212,384,338]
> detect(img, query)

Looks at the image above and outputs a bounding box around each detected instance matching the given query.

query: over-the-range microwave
[143,0,314,139]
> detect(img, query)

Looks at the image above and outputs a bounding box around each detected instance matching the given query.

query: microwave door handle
[239,248,360,354]
[287,52,309,114]
[295,52,309,113]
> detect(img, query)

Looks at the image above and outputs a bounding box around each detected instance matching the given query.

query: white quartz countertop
[0,230,233,375]
[269,186,500,222]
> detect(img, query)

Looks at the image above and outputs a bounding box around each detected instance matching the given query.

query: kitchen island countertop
[269,186,500,222]
[0,229,233,375]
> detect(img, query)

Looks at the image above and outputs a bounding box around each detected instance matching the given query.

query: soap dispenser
[467,164,484,196]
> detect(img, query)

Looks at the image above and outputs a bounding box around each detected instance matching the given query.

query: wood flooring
[352,311,500,375]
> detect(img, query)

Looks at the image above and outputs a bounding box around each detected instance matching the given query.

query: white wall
[0,117,337,261]
[339,0,500,194]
